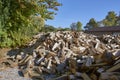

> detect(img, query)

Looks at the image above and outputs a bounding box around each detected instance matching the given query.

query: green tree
[70,21,82,31]
[84,18,98,30]
[103,11,117,26]
[0,0,61,31]
[70,23,77,31]
[0,0,61,47]
[61,28,70,31]
[41,24,57,32]
[97,21,104,27]
[30,15,45,32]
[76,21,82,31]
[115,12,120,26]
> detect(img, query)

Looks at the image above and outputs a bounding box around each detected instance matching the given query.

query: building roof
[86,26,120,32]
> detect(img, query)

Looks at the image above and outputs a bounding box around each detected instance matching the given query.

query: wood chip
[106,63,120,72]
[5,31,120,80]
[81,73,92,80]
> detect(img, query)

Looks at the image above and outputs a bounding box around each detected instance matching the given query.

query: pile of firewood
[8,31,120,80]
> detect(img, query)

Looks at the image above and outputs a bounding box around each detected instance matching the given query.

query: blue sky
[46,0,120,28]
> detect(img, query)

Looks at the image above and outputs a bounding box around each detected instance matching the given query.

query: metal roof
[86,26,120,32]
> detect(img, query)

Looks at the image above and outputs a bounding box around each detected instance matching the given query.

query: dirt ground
[0,48,32,80]
[0,48,12,61]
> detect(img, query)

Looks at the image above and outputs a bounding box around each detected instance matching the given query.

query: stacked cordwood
[9,31,120,80]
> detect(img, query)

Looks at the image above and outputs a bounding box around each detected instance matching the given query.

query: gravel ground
[0,68,32,80]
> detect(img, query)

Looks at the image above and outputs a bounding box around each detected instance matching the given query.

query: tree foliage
[0,0,61,47]
[103,11,117,26]
[70,21,82,31]
[58,27,70,31]
[76,21,82,31]
[41,24,57,32]
[84,11,120,30]
[116,16,120,26]
[84,18,98,30]
[41,25,70,32]
[70,23,77,31]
